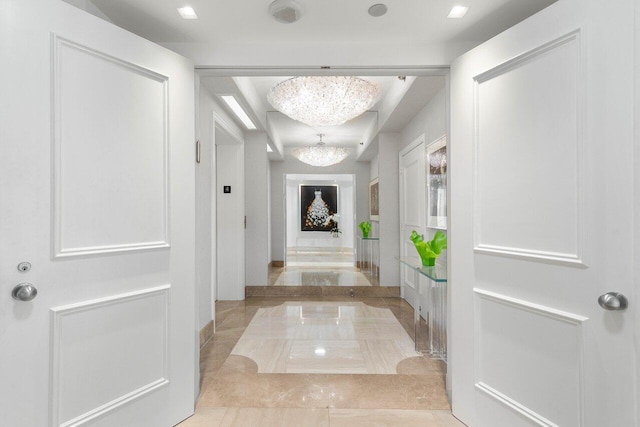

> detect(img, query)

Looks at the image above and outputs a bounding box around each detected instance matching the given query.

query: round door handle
[11,283,38,302]
[598,292,628,311]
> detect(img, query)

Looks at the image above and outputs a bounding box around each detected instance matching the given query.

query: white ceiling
[84,0,556,47]
[70,0,557,162]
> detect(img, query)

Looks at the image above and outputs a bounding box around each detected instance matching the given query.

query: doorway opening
[285,173,355,268]
[199,68,450,395]
[268,173,375,287]
[200,69,448,303]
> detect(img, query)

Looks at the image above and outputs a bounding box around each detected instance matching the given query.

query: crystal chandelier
[267,76,380,127]
[292,134,350,167]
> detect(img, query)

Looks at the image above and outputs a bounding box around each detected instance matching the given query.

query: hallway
[178,297,463,426]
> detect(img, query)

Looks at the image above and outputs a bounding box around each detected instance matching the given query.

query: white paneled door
[450,0,637,425]
[399,136,426,293]
[0,1,195,426]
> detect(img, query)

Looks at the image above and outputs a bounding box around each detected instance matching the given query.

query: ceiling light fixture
[177,6,198,19]
[267,76,380,127]
[220,95,257,130]
[292,134,350,167]
[368,4,388,17]
[447,5,469,18]
[268,0,303,23]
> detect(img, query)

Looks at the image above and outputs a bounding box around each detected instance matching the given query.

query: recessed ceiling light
[447,5,469,19]
[177,6,198,19]
[368,4,388,17]
[267,144,273,153]
[220,95,257,130]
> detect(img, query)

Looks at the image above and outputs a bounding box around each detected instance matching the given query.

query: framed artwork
[300,185,338,231]
[369,178,379,221]
[426,135,447,229]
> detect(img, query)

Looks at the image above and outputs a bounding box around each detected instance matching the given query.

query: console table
[397,256,447,361]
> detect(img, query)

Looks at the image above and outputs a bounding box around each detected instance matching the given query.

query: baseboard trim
[199,320,214,348]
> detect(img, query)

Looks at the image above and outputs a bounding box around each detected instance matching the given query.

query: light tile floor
[272,267,373,287]
[177,297,465,427]
[268,266,380,288]
[179,408,462,427]
[286,247,354,267]
[232,302,415,374]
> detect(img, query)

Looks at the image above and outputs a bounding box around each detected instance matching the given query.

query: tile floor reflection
[232,302,415,374]
[177,297,465,427]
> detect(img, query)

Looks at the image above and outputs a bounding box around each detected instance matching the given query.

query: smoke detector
[269,0,303,24]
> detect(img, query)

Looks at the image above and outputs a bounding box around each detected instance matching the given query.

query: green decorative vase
[410,230,446,268]
[421,257,436,267]
[359,221,372,239]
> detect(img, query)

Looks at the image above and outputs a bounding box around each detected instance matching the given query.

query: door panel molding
[51,34,170,258]
[475,382,558,427]
[50,285,170,427]
[472,31,585,266]
[474,288,587,427]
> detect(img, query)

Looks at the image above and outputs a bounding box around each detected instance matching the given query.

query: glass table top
[396,256,447,282]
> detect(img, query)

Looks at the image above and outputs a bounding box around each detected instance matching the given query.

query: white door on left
[0,1,196,426]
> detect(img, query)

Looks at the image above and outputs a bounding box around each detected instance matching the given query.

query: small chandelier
[267,76,380,127]
[292,134,350,167]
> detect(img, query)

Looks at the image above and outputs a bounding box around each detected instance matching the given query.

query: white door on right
[399,136,426,294]
[450,0,637,426]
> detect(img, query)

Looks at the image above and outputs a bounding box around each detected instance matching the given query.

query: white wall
[377,134,402,286]
[62,0,113,22]
[368,155,380,239]
[285,174,355,251]
[195,80,213,330]
[196,78,243,328]
[369,154,379,180]
[635,2,640,420]
[244,133,270,285]
[401,88,447,151]
[271,158,370,262]
[216,140,245,300]
[267,156,272,264]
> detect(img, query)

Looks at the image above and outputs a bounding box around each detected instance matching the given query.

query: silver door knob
[598,292,628,311]
[11,283,38,302]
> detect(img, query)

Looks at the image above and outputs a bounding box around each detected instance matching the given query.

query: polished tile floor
[232,302,416,374]
[267,246,381,288]
[271,267,373,287]
[286,246,354,267]
[177,297,465,426]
